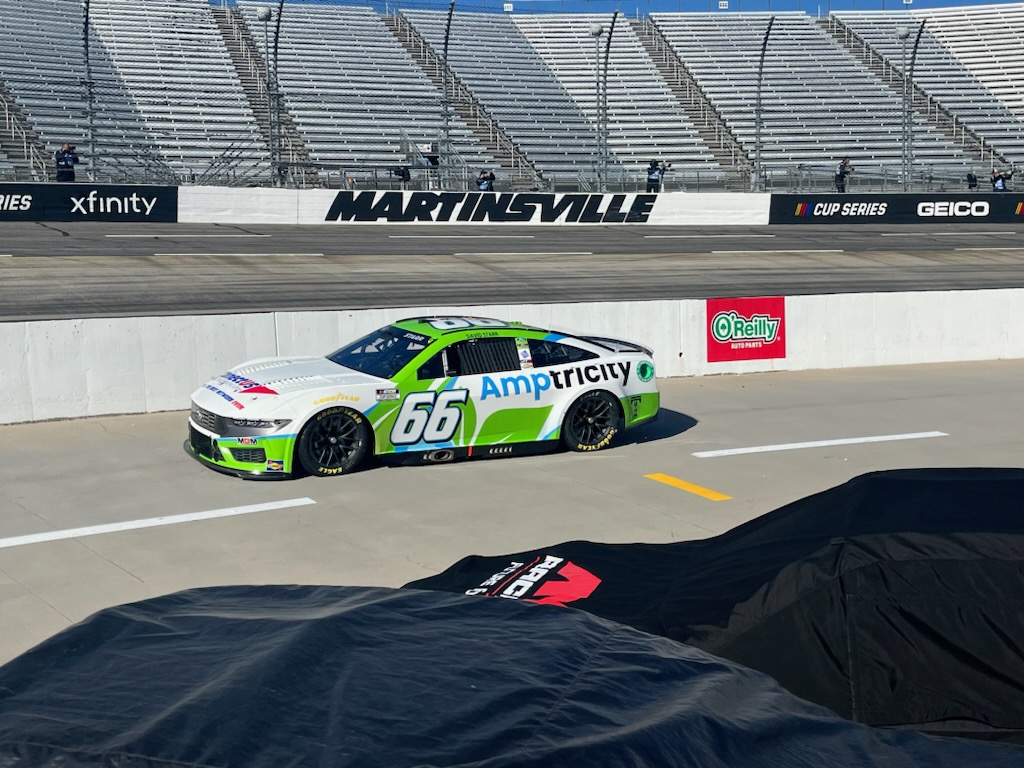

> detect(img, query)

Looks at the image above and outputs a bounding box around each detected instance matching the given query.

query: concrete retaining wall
[4,289,1023,425]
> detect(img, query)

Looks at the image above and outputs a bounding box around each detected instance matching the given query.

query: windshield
[327,326,433,380]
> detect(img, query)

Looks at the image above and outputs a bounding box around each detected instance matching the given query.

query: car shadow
[619,408,698,447]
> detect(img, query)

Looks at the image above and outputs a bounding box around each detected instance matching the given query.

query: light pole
[590,23,606,192]
[897,25,910,192]
[754,16,774,192]
[257,7,276,185]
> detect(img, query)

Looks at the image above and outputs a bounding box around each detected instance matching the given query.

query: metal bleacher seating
[0,0,89,177]
[85,0,267,183]
[401,9,605,181]
[0,0,267,183]
[237,1,494,184]
[651,11,971,178]
[512,14,720,180]
[836,6,1024,166]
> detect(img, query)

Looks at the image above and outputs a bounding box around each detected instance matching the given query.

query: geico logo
[499,555,564,599]
[482,361,631,401]
[917,201,990,217]
[812,202,888,216]
[0,194,32,211]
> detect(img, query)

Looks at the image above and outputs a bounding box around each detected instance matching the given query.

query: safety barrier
[3,289,1023,424]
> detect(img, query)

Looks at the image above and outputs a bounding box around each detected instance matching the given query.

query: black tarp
[405,468,1024,741]
[1,584,1022,767]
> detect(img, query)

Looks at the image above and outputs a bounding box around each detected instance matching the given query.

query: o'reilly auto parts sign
[770,194,1024,224]
[0,183,177,222]
[707,296,786,363]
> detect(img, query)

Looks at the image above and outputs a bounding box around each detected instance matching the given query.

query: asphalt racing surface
[2,222,1024,669]
[2,361,1024,666]
[2,221,1024,320]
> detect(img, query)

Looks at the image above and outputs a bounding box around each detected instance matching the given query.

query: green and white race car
[185,316,659,479]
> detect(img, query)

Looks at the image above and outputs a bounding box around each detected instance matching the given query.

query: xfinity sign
[917,201,990,218]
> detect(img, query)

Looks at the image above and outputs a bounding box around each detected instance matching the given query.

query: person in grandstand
[645,159,668,193]
[991,168,1013,192]
[476,169,496,192]
[54,143,79,182]
[834,157,853,193]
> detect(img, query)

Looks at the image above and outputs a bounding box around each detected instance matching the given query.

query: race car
[185,316,659,478]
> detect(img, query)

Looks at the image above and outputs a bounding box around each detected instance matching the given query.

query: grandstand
[834,5,1024,166]
[0,0,1019,190]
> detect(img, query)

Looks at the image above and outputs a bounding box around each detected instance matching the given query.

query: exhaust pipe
[423,449,455,463]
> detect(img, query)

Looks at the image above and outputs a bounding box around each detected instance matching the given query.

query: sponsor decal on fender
[464,555,601,607]
[218,371,279,395]
[707,296,786,363]
[325,191,656,224]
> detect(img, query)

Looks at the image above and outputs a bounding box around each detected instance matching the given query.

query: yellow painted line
[644,473,732,501]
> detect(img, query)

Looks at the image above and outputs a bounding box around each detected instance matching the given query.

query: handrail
[824,16,1008,166]
[391,12,542,187]
[0,90,48,180]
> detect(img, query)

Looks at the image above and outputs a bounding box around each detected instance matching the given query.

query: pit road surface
[1,360,1022,664]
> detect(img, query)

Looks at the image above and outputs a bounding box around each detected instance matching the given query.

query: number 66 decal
[390,390,469,445]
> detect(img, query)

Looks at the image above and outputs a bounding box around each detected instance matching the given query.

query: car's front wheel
[296,407,370,477]
[561,390,621,452]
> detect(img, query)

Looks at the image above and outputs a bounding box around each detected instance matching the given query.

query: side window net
[456,338,520,376]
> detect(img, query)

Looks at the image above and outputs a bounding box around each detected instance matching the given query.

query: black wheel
[561,390,622,453]
[296,407,370,477]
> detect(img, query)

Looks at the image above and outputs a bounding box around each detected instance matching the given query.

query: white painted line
[454,251,593,257]
[107,234,271,238]
[644,234,775,239]
[390,235,534,239]
[882,231,1016,237]
[149,257,319,260]
[0,498,316,550]
[711,249,844,254]
[693,431,948,458]
[955,247,1024,252]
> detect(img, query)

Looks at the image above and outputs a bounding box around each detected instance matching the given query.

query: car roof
[392,316,552,338]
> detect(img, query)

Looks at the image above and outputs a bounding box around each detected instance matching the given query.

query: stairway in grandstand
[402,9,721,188]
[630,17,750,181]
[651,11,973,185]
[210,4,317,187]
[235,1,495,190]
[0,79,45,181]
[382,12,541,190]
[827,6,1024,167]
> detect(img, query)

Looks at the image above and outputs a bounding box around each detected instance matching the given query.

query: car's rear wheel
[561,390,621,452]
[296,407,370,477]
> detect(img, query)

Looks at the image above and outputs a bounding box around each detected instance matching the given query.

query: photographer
[54,143,79,182]
[646,159,670,193]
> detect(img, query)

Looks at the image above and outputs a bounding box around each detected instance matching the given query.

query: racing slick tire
[296,407,371,477]
[561,390,622,453]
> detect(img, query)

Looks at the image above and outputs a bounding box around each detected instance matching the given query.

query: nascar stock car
[185,316,660,478]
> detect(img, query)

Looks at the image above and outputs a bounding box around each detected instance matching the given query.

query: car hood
[193,356,387,412]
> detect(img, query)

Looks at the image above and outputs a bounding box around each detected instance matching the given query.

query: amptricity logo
[794,201,888,217]
[917,201,989,217]
[711,311,780,345]
[464,555,601,607]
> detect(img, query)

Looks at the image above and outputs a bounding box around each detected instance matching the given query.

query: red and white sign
[706,296,786,362]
